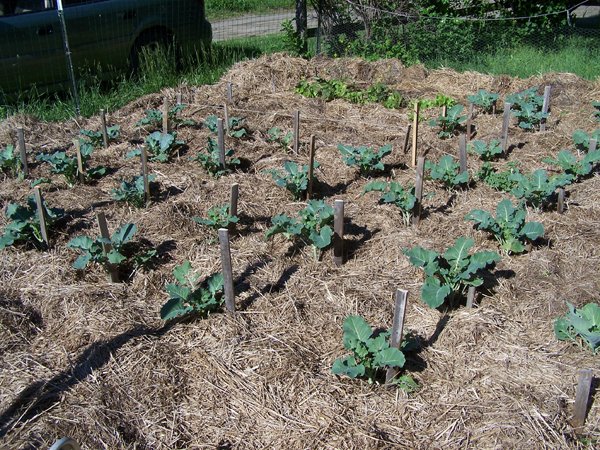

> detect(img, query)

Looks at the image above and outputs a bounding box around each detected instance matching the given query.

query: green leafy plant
[111,174,156,207]
[509,169,570,209]
[332,315,415,389]
[543,149,600,182]
[145,131,184,162]
[465,199,544,255]
[363,180,416,226]
[266,200,334,258]
[266,160,319,199]
[428,104,467,138]
[36,143,106,187]
[506,87,546,130]
[593,101,600,122]
[426,155,468,190]
[554,301,599,354]
[193,137,240,178]
[80,125,120,148]
[193,204,238,230]
[281,19,308,58]
[204,115,248,138]
[0,145,22,178]
[403,236,500,308]
[469,139,503,161]
[338,143,392,175]
[0,196,64,249]
[572,129,600,153]
[266,127,294,150]
[136,104,196,129]
[408,94,457,121]
[476,162,520,192]
[467,89,499,113]
[160,261,224,321]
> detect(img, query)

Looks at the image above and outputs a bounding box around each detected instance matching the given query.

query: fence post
[295,0,308,54]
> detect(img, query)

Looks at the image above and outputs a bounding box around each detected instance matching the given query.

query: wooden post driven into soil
[217,118,226,168]
[540,85,551,132]
[589,139,598,153]
[466,103,474,141]
[224,104,230,133]
[100,109,109,149]
[33,187,49,247]
[411,103,419,167]
[176,92,182,106]
[227,81,233,104]
[307,135,316,200]
[17,127,28,178]
[501,102,512,152]
[141,146,150,204]
[458,134,468,180]
[96,212,119,283]
[412,156,425,226]
[466,286,476,308]
[385,289,408,384]
[403,124,411,154]
[441,105,447,118]
[333,199,344,267]
[230,183,239,225]
[557,188,565,214]
[293,110,300,154]
[162,99,169,134]
[572,368,593,430]
[74,139,85,183]
[218,228,235,312]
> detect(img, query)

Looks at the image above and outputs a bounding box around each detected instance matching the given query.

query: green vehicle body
[0,0,211,97]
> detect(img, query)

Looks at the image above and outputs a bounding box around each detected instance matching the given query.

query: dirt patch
[0,54,599,449]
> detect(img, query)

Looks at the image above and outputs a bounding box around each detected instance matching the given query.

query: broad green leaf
[206,272,224,295]
[332,355,365,378]
[444,237,474,272]
[421,277,451,308]
[310,226,333,249]
[521,222,544,241]
[342,315,373,349]
[580,303,600,328]
[107,250,126,265]
[112,223,137,246]
[173,261,193,286]
[373,347,405,369]
[160,297,194,321]
[67,236,94,251]
[166,283,191,301]
[403,246,438,269]
[72,253,92,270]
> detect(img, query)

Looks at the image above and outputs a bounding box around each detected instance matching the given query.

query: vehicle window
[1,0,54,15]
[62,0,103,6]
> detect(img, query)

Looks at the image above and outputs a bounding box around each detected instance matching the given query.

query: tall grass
[206,0,294,20]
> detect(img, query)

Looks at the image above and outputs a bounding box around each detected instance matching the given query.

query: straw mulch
[1,54,599,449]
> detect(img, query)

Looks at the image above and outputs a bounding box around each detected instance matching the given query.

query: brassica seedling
[145,131,184,162]
[265,160,319,199]
[363,180,416,226]
[193,137,240,178]
[0,145,22,178]
[543,149,600,182]
[193,204,238,230]
[425,155,468,190]
[428,104,467,138]
[111,174,156,207]
[68,223,137,270]
[204,115,248,138]
[469,139,503,161]
[467,89,499,113]
[338,143,392,175]
[506,87,546,130]
[36,142,106,187]
[509,169,570,209]
[476,162,520,192]
[267,127,294,150]
[80,125,120,148]
[554,302,599,354]
[136,104,196,129]
[572,129,600,153]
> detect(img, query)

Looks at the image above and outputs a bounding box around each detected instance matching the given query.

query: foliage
[594,101,600,122]
[265,200,334,252]
[160,261,224,321]
[0,145,22,178]
[428,104,467,138]
[36,143,106,187]
[408,94,457,121]
[136,104,196,129]
[509,169,570,209]
[403,236,500,309]
[204,114,248,138]
[543,149,600,182]
[467,89,499,113]
[0,196,64,249]
[469,139,503,161]
[506,87,546,130]
[572,129,600,153]
[281,19,308,58]
[193,204,239,230]
[111,174,156,208]
[68,223,138,270]
[476,162,520,192]
[332,315,415,389]
[144,131,184,162]
[363,180,416,226]
[425,155,468,190]
[338,143,392,175]
[465,199,544,255]
[79,125,120,148]
[554,301,600,354]
[193,137,240,178]
[266,160,319,199]
[266,127,294,151]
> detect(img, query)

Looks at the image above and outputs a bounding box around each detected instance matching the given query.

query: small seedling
[0,144,22,178]
[554,301,599,354]
[80,126,120,148]
[428,104,467,138]
[467,89,499,113]
[332,315,416,389]
[425,155,468,190]
[469,139,503,161]
[111,174,156,207]
[193,204,238,230]
[509,169,570,209]
[404,236,500,309]
[193,137,240,177]
[36,143,106,187]
[267,127,294,150]
[476,162,520,192]
[543,149,600,182]
[144,131,184,162]
[205,115,247,138]
[572,129,600,153]
[338,143,392,175]
[506,87,546,130]
[363,180,416,226]
[160,260,224,320]
[465,199,544,255]
[266,160,319,199]
[68,223,136,270]
[136,104,196,129]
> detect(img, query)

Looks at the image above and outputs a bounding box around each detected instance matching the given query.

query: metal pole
[56,0,81,116]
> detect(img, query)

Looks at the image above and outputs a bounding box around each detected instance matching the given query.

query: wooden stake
[217,118,226,168]
[403,124,412,154]
[141,146,150,204]
[96,212,119,282]
[589,138,597,153]
[458,134,468,177]
[74,139,85,183]
[293,110,300,154]
[385,289,408,384]
[162,99,169,134]
[501,102,512,152]
[307,135,316,200]
[492,99,497,115]
[333,199,344,267]
[100,109,109,149]
[411,102,419,166]
[176,92,182,105]
[224,104,230,132]
[17,127,28,177]
[227,81,233,104]
[230,183,239,218]
[441,105,447,118]
[466,286,476,308]
[412,156,425,226]
[218,228,235,312]
[572,369,593,430]
[466,103,474,141]
[540,85,551,132]
[33,187,49,247]
[557,188,565,214]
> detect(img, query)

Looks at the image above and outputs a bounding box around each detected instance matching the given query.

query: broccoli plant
[465,199,544,255]
[266,127,294,150]
[593,101,600,122]
[193,204,238,230]
[425,155,468,190]
[543,149,600,183]
[144,131,184,162]
[266,200,334,258]
[572,129,600,153]
[506,87,546,130]
[265,160,319,200]
[160,261,224,320]
[332,315,416,390]
[476,162,520,192]
[469,139,503,161]
[0,145,22,178]
[0,196,64,249]
[467,89,499,113]
[363,180,416,226]
[193,137,240,178]
[204,115,248,138]
[338,143,392,175]
[111,174,156,207]
[554,301,599,354]
[428,104,467,139]
[36,143,106,187]
[80,125,120,148]
[509,169,570,209]
[403,237,500,309]
[136,104,196,129]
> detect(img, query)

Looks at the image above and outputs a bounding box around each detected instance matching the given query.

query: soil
[1,54,599,449]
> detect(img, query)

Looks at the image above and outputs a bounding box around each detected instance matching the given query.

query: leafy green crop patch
[476,162,520,192]
[205,115,248,138]
[509,169,570,209]
[193,204,238,231]
[338,143,392,176]
[265,160,318,200]
[572,129,600,153]
[544,149,600,183]
[554,302,600,354]
[428,104,467,139]
[37,143,106,187]
[0,145,22,178]
[193,137,240,178]
[111,175,156,208]
[80,125,120,148]
[136,104,197,130]
[266,127,293,151]
[506,87,546,130]
[467,89,499,113]
[469,139,503,161]
[426,155,468,190]
[363,180,416,226]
